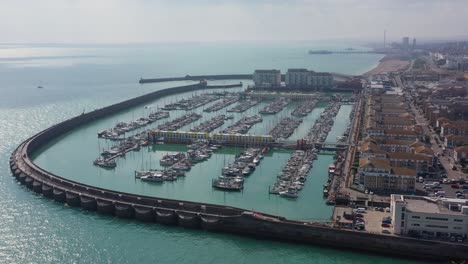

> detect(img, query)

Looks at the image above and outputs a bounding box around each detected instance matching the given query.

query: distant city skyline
[1,0,468,44]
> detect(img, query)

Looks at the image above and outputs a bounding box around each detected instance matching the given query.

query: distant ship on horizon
[308,50,333,55]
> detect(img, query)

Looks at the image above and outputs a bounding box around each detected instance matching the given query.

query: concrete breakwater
[139,75,251,83]
[8,82,468,262]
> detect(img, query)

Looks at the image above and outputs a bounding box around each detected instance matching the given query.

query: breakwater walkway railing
[8,81,468,262]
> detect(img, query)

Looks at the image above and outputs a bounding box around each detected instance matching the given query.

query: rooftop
[394,195,468,216]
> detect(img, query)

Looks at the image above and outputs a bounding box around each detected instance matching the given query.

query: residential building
[285,69,333,90]
[440,120,468,138]
[388,152,433,173]
[285,69,309,87]
[444,134,468,148]
[253,69,281,87]
[454,146,468,163]
[391,194,468,240]
[358,158,416,193]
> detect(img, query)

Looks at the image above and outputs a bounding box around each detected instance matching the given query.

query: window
[454,227,462,230]
[401,221,405,227]
[411,216,420,219]
[426,217,448,221]
[412,223,420,226]
[454,219,463,222]
[426,225,448,229]
[401,213,405,220]
[402,207,406,212]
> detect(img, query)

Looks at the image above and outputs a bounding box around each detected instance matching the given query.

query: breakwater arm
[139,75,252,83]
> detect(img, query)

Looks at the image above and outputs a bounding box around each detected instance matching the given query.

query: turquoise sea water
[0,43,426,263]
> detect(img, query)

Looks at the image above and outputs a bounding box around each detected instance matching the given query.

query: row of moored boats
[190,115,232,133]
[259,98,289,115]
[162,94,219,110]
[97,111,169,140]
[269,150,317,198]
[221,115,262,134]
[227,99,260,113]
[212,148,267,191]
[306,101,342,143]
[203,95,240,112]
[291,99,318,117]
[269,117,303,139]
[135,141,221,183]
[94,132,150,168]
[157,113,202,131]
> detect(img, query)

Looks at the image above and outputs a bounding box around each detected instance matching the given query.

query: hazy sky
[1,0,468,43]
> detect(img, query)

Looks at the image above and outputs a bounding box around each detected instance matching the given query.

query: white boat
[242,167,251,176]
[279,188,298,198]
[140,172,164,182]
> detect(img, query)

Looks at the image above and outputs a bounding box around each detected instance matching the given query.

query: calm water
[0,43,424,263]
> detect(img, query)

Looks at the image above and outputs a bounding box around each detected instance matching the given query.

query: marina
[2,40,442,264]
[33,84,351,220]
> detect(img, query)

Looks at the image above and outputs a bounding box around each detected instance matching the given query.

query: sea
[0,42,426,263]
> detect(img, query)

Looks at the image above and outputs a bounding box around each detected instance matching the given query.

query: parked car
[355,213,364,218]
[382,229,391,234]
[451,184,460,189]
[385,207,391,212]
[381,223,391,228]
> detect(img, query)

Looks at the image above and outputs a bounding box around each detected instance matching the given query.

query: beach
[364,56,410,75]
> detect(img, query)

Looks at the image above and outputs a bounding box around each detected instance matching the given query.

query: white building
[391,195,468,240]
[253,69,281,87]
[285,69,333,90]
[285,69,309,87]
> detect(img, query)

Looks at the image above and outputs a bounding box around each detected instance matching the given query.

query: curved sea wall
[9,81,468,262]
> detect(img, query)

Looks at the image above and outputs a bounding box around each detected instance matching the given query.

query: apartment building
[391,195,468,240]
[253,69,281,87]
